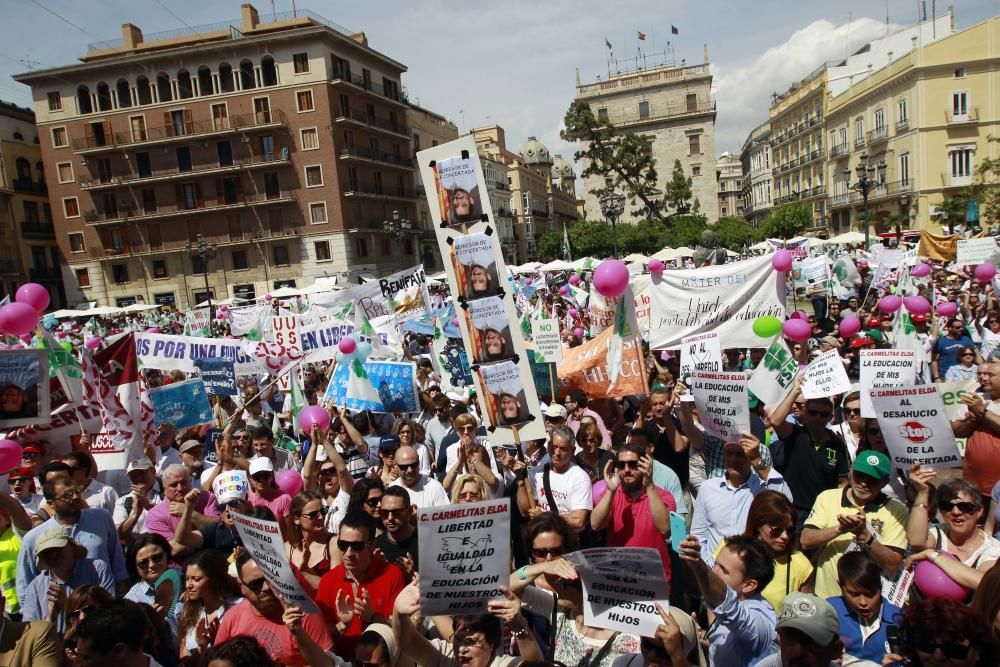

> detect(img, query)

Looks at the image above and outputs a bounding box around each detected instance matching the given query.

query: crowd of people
[0,246,998,667]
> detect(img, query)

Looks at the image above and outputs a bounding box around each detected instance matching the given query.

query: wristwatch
[928,550,940,563]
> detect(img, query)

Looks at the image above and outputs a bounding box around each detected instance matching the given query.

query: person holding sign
[518,427,593,531]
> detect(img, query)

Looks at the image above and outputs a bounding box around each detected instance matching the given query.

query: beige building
[479,152,516,265]
[408,104,458,269]
[740,120,772,228]
[715,152,743,218]
[573,56,718,223]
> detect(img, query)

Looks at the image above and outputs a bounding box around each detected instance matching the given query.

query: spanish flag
[637,31,646,40]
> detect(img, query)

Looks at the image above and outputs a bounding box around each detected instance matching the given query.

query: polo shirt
[145,491,220,544]
[805,488,908,598]
[771,424,849,512]
[316,556,406,658]
[828,595,902,664]
[593,484,676,584]
[249,489,293,525]
[215,598,332,666]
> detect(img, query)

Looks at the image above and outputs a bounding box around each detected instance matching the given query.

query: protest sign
[184,308,211,336]
[801,349,852,399]
[230,512,320,613]
[416,499,510,616]
[0,349,50,428]
[679,332,722,383]
[632,275,652,339]
[649,255,786,350]
[311,284,393,321]
[380,264,431,323]
[227,304,271,337]
[936,378,978,421]
[767,237,809,258]
[567,547,670,638]
[956,237,999,266]
[747,337,799,407]
[5,376,101,457]
[587,290,619,338]
[324,361,420,413]
[870,386,962,469]
[800,256,830,292]
[271,315,301,352]
[465,296,516,364]
[135,333,265,376]
[557,327,647,399]
[148,379,213,431]
[860,350,917,418]
[193,358,236,396]
[690,371,750,441]
[531,318,563,363]
[527,349,558,400]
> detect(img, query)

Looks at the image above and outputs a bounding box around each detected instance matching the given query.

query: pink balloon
[568,308,579,319]
[452,318,459,327]
[914,552,969,601]
[85,337,101,350]
[593,259,630,298]
[147,327,160,334]
[788,310,808,321]
[936,301,958,317]
[771,250,793,272]
[782,318,811,342]
[15,283,50,312]
[878,295,902,313]
[573,327,585,338]
[559,285,569,295]
[911,262,931,278]
[647,259,664,273]
[275,469,303,497]
[660,350,671,361]
[838,316,862,338]
[903,295,931,315]
[338,337,357,355]
[0,302,39,337]
[525,278,533,286]
[0,440,22,474]
[216,311,226,320]
[264,293,273,301]
[974,262,997,283]
[569,273,581,286]
[299,405,331,433]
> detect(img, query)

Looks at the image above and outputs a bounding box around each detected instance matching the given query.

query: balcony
[829,193,850,208]
[946,174,973,188]
[29,267,59,282]
[71,110,288,153]
[598,100,717,130]
[338,145,414,170]
[80,154,292,191]
[86,188,295,226]
[343,183,417,201]
[867,126,889,144]
[829,144,848,159]
[334,106,410,138]
[946,107,978,124]
[896,118,909,131]
[803,148,824,164]
[90,225,303,261]
[12,179,47,195]
[20,221,55,237]
[854,136,867,149]
[330,70,407,107]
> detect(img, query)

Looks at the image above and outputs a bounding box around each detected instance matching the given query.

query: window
[688,134,701,155]
[293,53,310,74]
[273,245,289,266]
[954,67,965,78]
[130,116,147,142]
[315,240,331,261]
[839,128,847,147]
[854,117,864,142]
[897,99,908,125]
[75,268,90,287]
[686,93,697,112]
[152,259,168,279]
[47,92,62,111]
[899,153,910,185]
[232,250,249,270]
[23,201,39,223]
[69,232,85,253]
[51,127,67,148]
[300,127,319,150]
[191,256,207,274]
[148,224,162,250]
[296,90,314,112]
[141,189,157,214]
[309,202,327,224]
[692,165,701,176]
[56,162,74,183]
[63,197,80,218]
[597,108,608,122]
[638,100,650,119]
[355,238,368,257]
[211,103,229,130]
[949,147,973,179]
[873,108,885,130]
[952,92,968,119]
[304,165,323,187]
[112,263,129,283]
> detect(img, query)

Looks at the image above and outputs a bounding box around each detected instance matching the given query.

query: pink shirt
[593,483,676,583]
[215,599,332,666]
[249,489,293,524]
[145,492,219,543]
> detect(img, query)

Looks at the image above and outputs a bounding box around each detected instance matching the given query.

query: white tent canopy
[194,297,246,308]
[749,240,771,251]
[539,259,572,272]
[268,286,307,298]
[121,303,161,312]
[827,231,867,244]
[622,253,649,263]
[571,257,598,271]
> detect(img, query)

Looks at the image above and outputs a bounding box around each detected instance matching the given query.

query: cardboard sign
[230,512,320,613]
[531,318,564,363]
[956,237,999,266]
[937,378,979,421]
[556,326,647,399]
[870,386,962,469]
[193,357,236,396]
[680,332,722,382]
[148,378,213,430]
[801,349,852,399]
[416,499,510,616]
[747,337,799,408]
[690,371,750,442]
[0,349,50,428]
[860,350,917,418]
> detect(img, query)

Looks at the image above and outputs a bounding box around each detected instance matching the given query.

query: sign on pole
[859,349,917,418]
[956,237,999,266]
[870,386,962,470]
[747,337,799,408]
[680,332,722,383]
[230,512,320,613]
[531,318,564,363]
[801,349,851,399]
[691,371,750,441]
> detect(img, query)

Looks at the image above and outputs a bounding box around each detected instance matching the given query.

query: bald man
[388,446,449,508]
[956,362,1000,498]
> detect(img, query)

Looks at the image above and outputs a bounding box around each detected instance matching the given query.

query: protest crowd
[0,141,999,667]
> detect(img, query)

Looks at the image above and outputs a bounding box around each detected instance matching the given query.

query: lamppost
[383,210,413,263]
[599,192,625,259]
[186,234,217,322]
[843,153,886,250]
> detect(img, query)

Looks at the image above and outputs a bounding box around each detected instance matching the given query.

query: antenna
[18,54,39,70]
[885,0,889,34]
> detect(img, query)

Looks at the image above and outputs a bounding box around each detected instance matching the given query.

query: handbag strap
[542,464,559,514]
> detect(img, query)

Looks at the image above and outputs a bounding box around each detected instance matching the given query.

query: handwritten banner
[691,371,750,442]
[194,357,237,396]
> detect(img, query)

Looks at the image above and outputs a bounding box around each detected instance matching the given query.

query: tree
[758,201,811,240]
[664,159,693,214]
[713,216,755,249]
[973,135,1000,231]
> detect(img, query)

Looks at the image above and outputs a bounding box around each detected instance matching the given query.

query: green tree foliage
[758,201,811,240]
[664,159,693,214]
[539,216,712,260]
[711,216,756,249]
[971,135,999,231]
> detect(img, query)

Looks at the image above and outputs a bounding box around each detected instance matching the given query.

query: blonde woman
[450,473,490,504]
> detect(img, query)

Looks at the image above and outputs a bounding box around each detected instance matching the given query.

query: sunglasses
[396,462,419,471]
[614,460,640,470]
[531,546,564,558]
[68,605,92,621]
[380,448,398,458]
[544,416,563,422]
[914,638,971,660]
[9,477,30,483]
[319,467,337,477]
[137,552,165,570]
[456,425,476,432]
[808,409,832,418]
[337,539,369,553]
[233,434,250,440]
[22,452,40,459]
[844,407,861,415]
[940,500,977,514]
[299,507,327,521]
[243,577,267,593]
[379,507,406,518]
[364,496,382,507]
[251,472,272,482]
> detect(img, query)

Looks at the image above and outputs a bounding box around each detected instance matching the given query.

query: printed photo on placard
[434,154,483,226]
[452,233,501,300]
[0,349,50,428]
[465,297,516,363]
[478,360,532,428]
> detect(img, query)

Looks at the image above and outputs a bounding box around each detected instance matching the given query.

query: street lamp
[843,153,886,250]
[185,234,217,322]
[599,192,625,259]
[383,210,413,260]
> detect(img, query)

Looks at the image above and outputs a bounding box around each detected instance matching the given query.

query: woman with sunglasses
[896,597,995,667]
[372,436,401,487]
[123,533,181,642]
[62,584,114,666]
[831,391,864,461]
[945,346,980,382]
[288,491,338,591]
[346,478,385,529]
[177,549,242,659]
[392,418,432,476]
[907,470,1000,592]
[450,473,491,504]
[574,422,614,485]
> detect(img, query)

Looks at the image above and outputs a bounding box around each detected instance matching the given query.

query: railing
[854,136,866,148]
[335,106,410,137]
[946,107,978,124]
[587,100,716,128]
[343,184,416,199]
[71,110,288,151]
[90,225,304,259]
[80,153,291,189]
[86,188,294,224]
[829,193,850,208]
[20,221,55,236]
[576,63,711,96]
[867,126,888,143]
[331,70,405,103]
[338,145,413,168]
[12,179,47,195]
[895,118,909,131]
[829,144,848,158]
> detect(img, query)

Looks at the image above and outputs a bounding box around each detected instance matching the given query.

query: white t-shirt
[84,479,119,514]
[324,491,351,535]
[444,442,502,497]
[390,475,450,509]
[528,463,594,516]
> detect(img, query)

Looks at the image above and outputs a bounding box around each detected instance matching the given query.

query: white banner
[680,332,722,383]
[870,386,962,469]
[230,513,320,613]
[691,371,749,442]
[135,333,265,377]
[227,304,271,337]
[416,499,510,616]
[379,264,432,324]
[531,318,563,363]
[649,255,786,350]
[860,349,918,418]
[956,237,999,266]
[936,378,978,421]
[747,337,799,408]
[632,275,652,340]
[801,349,851,399]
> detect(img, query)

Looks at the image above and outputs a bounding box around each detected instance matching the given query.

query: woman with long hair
[346,477,385,531]
[287,491,339,590]
[300,425,354,537]
[176,550,242,659]
[971,563,1000,646]
[63,584,114,667]
[124,533,181,642]
[945,345,979,382]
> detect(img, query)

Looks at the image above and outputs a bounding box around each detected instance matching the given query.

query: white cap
[248,456,274,476]
[212,469,249,504]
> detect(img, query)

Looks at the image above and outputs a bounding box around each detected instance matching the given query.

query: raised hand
[603,458,620,492]
[486,585,520,623]
[334,589,356,626]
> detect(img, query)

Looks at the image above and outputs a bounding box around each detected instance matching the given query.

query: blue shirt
[934,334,975,377]
[125,576,181,642]
[708,586,778,666]
[651,461,688,516]
[21,557,116,632]
[691,470,793,563]
[828,595,902,663]
[16,509,127,607]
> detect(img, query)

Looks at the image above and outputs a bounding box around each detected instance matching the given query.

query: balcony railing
[12,179,47,195]
[338,145,414,169]
[595,100,717,129]
[829,193,850,208]
[946,174,973,188]
[343,184,417,200]
[335,106,410,137]
[829,144,848,158]
[896,118,909,131]
[20,221,55,237]
[854,136,867,148]
[80,153,291,190]
[89,225,303,260]
[946,108,978,124]
[71,110,288,152]
[331,70,406,105]
[867,126,889,143]
[86,188,295,225]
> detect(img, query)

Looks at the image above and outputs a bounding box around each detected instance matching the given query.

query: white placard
[691,371,750,442]
[801,349,851,399]
[416,499,510,616]
[531,318,564,363]
[956,237,999,266]
[230,512,320,613]
[859,349,917,418]
[680,332,722,382]
[747,337,799,408]
[870,385,962,469]
[937,378,979,421]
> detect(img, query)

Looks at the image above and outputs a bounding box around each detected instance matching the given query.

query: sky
[0,0,996,180]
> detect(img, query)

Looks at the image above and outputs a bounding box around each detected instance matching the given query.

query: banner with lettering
[135,333,265,377]
[322,360,419,413]
[556,326,647,399]
[690,371,750,441]
[860,349,917,418]
[870,386,961,470]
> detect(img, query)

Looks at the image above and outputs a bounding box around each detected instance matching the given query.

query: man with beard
[375,486,418,579]
[389,446,449,508]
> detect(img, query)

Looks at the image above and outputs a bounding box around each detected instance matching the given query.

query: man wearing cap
[178,440,210,488]
[248,457,293,531]
[19,443,45,479]
[8,467,42,515]
[112,458,162,542]
[801,451,908,598]
[755,593,859,667]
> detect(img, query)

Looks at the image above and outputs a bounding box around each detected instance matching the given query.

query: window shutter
[163,112,173,137]
[183,110,194,134]
[195,183,204,208]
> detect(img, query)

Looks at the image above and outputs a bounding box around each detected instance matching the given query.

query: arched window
[136,76,152,105]
[239,59,255,90]
[218,62,234,93]
[116,78,132,108]
[197,66,213,96]
[96,82,112,111]
[156,72,172,102]
[15,158,31,182]
[76,85,92,114]
[177,70,193,99]
[261,56,277,86]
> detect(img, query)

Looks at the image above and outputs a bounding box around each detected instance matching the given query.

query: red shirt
[316,555,406,657]
[215,599,332,666]
[964,420,1000,496]
[593,484,676,584]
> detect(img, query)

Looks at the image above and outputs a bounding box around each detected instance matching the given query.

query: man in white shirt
[64,451,118,514]
[153,423,181,478]
[517,426,593,532]
[112,458,163,541]
[389,446,449,508]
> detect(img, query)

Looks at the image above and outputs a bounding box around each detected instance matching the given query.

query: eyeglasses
[137,552,165,570]
[396,462,419,471]
[844,407,861,415]
[454,635,489,650]
[242,577,267,593]
[614,460,640,470]
[940,500,977,514]
[379,507,406,518]
[233,434,250,440]
[68,605,92,621]
[364,496,382,508]
[914,638,971,660]
[57,487,84,502]
[808,409,832,418]
[300,507,327,521]
[337,539,370,553]
[531,546,564,558]
[251,472,272,482]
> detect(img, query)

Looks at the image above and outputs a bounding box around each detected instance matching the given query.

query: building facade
[15,5,419,308]
[715,152,743,218]
[408,104,458,270]
[573,58,718,223]
[740,120,772,228]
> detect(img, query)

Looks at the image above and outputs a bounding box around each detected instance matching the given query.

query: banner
[4,376,101,456]
[135,333,265,377]
[801,349,851,399]
[311,285,393,321]
[194,358,237,396]
[227,304,272,337]
[649,254,786,350]
[556,326,647,399]
[956,237,999,266]
[679,332,721,384]
[380,264,431,323]
[0,349,50,428]
[148,379,213,430]
[691,371,749,442]
[323,361,419,413]
[936,378,978,421]
[531,318,564,363]
[632,275,652,339]
[416,498,510,616]
[86,333,152,471]
[870,386,962,470]
[860,349,917,418]
[230,512,320,613]
[587,290,618,338]
[747,337,799,407]
[767,237,809,258]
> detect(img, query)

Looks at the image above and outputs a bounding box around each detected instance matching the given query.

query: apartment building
[740,120,772,228]
[14,4,419,307]
[715,152,743,218]
[408,104,458,270]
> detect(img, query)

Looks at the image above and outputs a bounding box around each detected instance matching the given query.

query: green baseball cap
[853,450,890,481]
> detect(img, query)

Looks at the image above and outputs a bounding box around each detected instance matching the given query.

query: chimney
[241,3,260,32]
[121,23,143,50]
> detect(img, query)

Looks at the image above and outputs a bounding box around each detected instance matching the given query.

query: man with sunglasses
[7,467,41,516]
[426,395,456,478]
[389,445,449,509]
[316,511,406,658]
[375,486,418,579]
